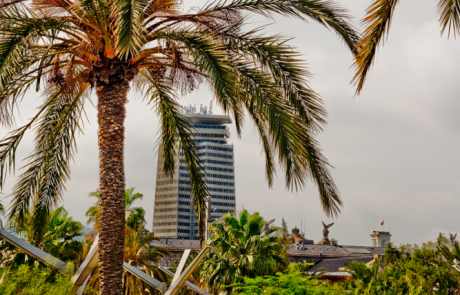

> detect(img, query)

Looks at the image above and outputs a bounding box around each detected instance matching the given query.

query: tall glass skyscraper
[152,104,236,239]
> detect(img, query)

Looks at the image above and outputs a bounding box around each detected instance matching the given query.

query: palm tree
[344,259,380,285]
[353,0,460,94]
[0,200,4,226]
[86,187,146,232]
[0,0,358,293]
[201,210,286,293]
[123,226,170,295]
[85,201,170,295]
[0,206,84,268]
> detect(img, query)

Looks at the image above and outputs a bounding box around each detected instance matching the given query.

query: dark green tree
[230,270,344,295]
[0,0,358,293]
[201,210,286,293]
[344,241,460,294]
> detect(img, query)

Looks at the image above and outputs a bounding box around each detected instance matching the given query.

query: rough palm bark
[96,64,133,294]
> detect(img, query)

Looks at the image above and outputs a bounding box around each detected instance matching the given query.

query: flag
[381,220,384,226]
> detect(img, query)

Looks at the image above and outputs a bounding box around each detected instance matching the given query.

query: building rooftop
[184,113,232,125]
[150,238,386,257]
[309,257,375,272]
[150,238,201,250]
[288,244,385,257]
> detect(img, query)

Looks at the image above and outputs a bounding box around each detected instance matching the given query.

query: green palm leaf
[438,0,460,37]
[352,0,400,95]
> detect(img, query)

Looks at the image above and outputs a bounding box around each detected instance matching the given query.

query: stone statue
[450,233,457,245]
[318,222,334,245]
[322,221,334,238]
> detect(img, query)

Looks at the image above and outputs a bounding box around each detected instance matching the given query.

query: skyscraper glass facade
[152,105,236,239]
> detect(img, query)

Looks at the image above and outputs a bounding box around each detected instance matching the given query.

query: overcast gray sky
[1,0,459,247]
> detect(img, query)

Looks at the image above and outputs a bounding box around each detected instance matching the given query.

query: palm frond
[0,11,71,125]
[137,68,209,243]
[78,0,114,58]
[438,0,460,37]
[0,102,50,189]
[302,129,341,217]
[155,29,245,135]
[232,61,341,216]
[201,0,359,53]
[353,0,400,95]
[112,0,148,58]
[225,29,326,131]
[245,102,276,186]
[8,83,88,239]
[0,0,27,10]
[234,63,307,188]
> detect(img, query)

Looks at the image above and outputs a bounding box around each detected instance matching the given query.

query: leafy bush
[343,238,460,295]
[230,272,345,295]
[0,263,73,295]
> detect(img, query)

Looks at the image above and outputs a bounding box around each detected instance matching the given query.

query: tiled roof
[309,257,374,272]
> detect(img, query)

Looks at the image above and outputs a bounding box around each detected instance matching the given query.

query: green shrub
[0,263,73,295]
[230,272,346,295]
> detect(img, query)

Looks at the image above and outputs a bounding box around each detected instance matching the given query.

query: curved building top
[182,103,232,125]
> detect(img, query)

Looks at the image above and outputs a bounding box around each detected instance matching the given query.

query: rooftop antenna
[304,218,306,237]
[301,203,303,234]
[209,101,213,114]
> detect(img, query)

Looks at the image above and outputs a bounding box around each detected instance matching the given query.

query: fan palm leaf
[201,210,286,293]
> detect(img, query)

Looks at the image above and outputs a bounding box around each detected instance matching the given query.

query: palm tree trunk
[96,80,129,295]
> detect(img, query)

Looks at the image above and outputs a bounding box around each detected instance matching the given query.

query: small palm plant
[123,227,170,295]
[0,0,358,293]
[86,187,146,232]
[201,210,286,293]
[0,207,84,268]
[344,259,381,285]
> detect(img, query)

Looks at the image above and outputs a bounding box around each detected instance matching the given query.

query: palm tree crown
[0,0,358,293]
[201,210,286,293]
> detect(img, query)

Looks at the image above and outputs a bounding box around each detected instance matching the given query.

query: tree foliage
[201,210,286,293]
[344,237,460,294]
[0,263,73,295]
[0,206,84,268]
[230,270,344,295]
